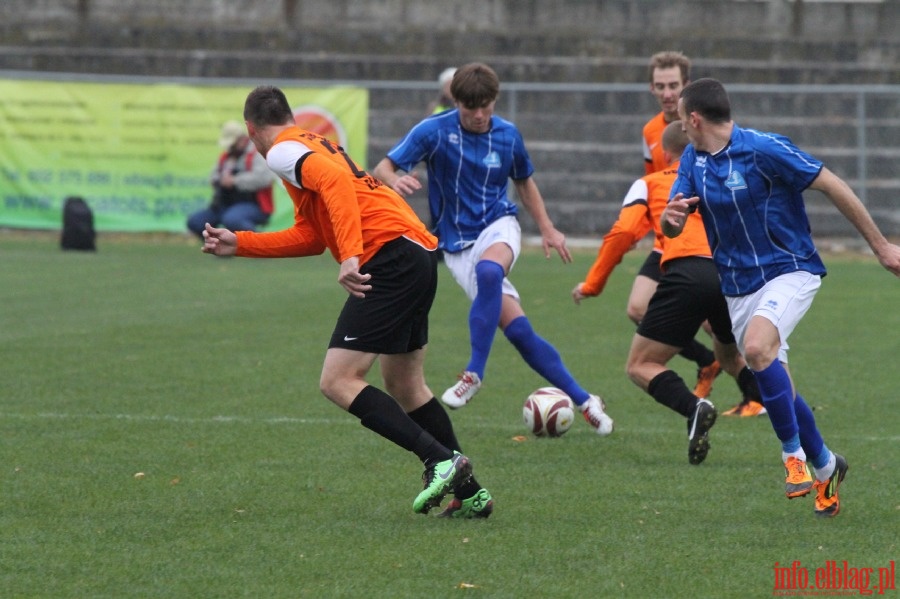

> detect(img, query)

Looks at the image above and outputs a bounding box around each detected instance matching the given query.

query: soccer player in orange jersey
[575,122,765,464]
[200,85,493,518]
[643,52,691,176]
[629,51,722,399]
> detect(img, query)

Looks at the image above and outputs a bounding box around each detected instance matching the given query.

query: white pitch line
[0,411,897,442]
[0,411,350,426]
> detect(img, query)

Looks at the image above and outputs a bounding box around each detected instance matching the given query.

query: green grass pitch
[1,232,897,598]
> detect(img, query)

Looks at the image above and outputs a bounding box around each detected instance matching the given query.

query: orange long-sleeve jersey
[235,127,436,265]
[642,112,671,176]
[580,161,711,296]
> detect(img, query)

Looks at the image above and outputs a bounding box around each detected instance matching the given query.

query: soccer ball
[523,387,576,437]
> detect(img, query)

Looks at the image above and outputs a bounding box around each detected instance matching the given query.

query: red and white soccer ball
[523,387,576,437]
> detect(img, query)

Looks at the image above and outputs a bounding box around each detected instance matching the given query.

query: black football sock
[348,385,452,465]
[406,398,462,451]
[678,339,715,368]
[647,370,699,419]
[407,398,481,498]
[736,366,762,402]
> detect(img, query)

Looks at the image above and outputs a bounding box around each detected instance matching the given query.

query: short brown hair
[681,78,732,124]
[450,62,500,109]
[648,51,691,84]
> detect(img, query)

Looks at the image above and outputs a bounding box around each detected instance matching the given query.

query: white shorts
[726,271,821,364]
[443,215,521,302]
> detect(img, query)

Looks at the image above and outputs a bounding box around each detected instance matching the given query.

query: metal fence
[4,71,897,235]
[365,80,899,236]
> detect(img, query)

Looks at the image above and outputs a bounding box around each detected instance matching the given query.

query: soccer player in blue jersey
[662,78,900,517]
[373,62,613,438]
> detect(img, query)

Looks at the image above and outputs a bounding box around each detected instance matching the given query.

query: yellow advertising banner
[0,79,368,232]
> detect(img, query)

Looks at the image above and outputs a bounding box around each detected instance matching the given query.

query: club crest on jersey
[725,170,747,190]
[482,151,501,168]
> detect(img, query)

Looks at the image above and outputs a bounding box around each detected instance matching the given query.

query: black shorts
[636,256,735,348]
[637,250,662,282]
[329,237,438,354]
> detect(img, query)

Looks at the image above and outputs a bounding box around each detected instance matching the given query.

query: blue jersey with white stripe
[671,124,826,296]
[385,109,533,253]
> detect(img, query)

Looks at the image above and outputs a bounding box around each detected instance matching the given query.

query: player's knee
[741,340,778,371]
[625,360,640,385]
[319,370,344,404]
[475,260,505,288]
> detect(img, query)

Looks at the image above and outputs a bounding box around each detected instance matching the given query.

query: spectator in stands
[662,78,900,516]
[373,62,614,436]
[187,120,275,238]
[426,67,456,115]
[626,51,724,404]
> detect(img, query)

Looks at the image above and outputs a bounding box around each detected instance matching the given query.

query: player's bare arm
[810,168,900,277]
[372,157,422,197]
[661,193,699,238]
[514,177,572,263]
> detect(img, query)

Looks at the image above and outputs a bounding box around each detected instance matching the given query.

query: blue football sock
[465,260,505,379]
[794,393,829,467]
[503,315,590,404]
[781,434,802,456]
[753,360,799,451]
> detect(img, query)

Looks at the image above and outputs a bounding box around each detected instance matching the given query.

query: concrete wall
[5,0,898,42]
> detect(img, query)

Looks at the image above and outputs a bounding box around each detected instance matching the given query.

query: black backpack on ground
[61,196,96,251]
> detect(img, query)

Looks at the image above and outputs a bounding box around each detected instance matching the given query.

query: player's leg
[731,272,844,510]
[625,334,683,396]
[465,240,513,380]
[629,257,720,464]
[625,272,657,325]
[321,348,452,469]
[742,322,813,498]
[382,348,493,518]
[441,216,520,408]
[702,272,765,417]
[500,301,613,435]
[325,237,470,513]
[713,339,766,416]
[631,251,719,395]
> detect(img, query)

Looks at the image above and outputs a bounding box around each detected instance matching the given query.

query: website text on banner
[0,79,367,232]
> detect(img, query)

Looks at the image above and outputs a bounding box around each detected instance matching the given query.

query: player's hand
[571,282,590,305]
[542,227,572,264]
[661,194,699,236]
[391,171,422,197]
[339,256,373,298]
[202,223,237,256]
[875,242,900,278]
